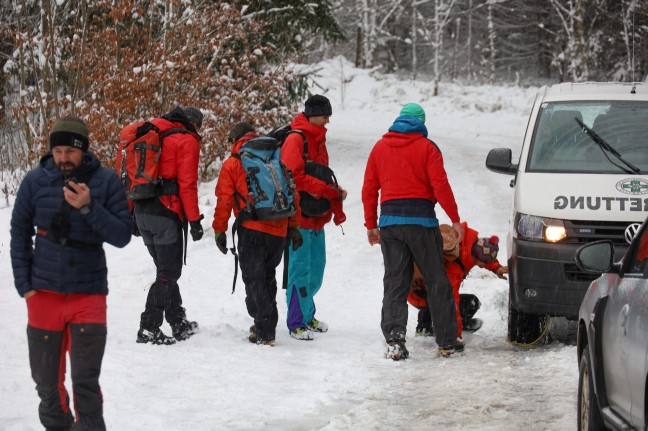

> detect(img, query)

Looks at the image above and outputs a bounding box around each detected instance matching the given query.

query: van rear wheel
[507,291,548,345]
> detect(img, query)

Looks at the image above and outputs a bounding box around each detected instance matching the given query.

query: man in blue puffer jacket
[10,115,132,431]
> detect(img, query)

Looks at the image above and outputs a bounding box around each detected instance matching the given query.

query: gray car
[575,217,648,430]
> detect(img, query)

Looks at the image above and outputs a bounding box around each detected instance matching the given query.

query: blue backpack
[228,136,296,293]
[234,136,296,221]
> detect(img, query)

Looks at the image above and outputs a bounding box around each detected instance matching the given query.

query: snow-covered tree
[2,0,305,179]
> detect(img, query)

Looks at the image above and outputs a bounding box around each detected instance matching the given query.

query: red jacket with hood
[149,112,201,222]
[281,113,335,231]
[362,117,460,229]
[212,132,300,236]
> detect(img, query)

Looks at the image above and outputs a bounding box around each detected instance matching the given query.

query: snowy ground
[0,58,578,430]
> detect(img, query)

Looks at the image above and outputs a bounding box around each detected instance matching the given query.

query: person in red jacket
[280,95,347,340]
[362,102,464,360]
[134,106,204,345]
[408,223,508,338]
[213,122,303,345]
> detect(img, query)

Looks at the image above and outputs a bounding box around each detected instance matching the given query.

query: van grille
[565,220,636,245]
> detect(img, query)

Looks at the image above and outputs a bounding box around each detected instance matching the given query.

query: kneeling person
[409,223,508,338]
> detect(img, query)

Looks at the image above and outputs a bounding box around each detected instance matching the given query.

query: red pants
[26,291,107,431]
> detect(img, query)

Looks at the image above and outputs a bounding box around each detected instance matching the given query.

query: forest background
[0,0,646,194]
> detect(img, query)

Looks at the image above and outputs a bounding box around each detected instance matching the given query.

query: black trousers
[140,280,186,330]
[380,225,458,347]
[238,227,286,341]
[134,201,186,330]
[28,324,107,431]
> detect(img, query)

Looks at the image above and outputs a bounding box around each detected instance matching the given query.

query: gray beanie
[182,106,203,129]
[49,115,90,152]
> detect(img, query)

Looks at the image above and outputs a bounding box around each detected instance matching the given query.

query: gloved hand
[331,198,346,225]
[322,185,340,201]
[215,232,227,254]
[287,227,303,251]
[189,215,204,241]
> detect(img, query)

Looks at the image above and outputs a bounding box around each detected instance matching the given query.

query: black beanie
[228,122,255,143]
[182,106,203,130]
[49,115,90,152]
[303,95,332,118]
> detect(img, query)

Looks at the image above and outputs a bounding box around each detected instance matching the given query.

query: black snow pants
[237,227,286,342]
[379,224,458,347]
[134,199,187,331]
[28,324,107,431]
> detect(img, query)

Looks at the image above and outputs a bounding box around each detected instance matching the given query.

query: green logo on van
[616,178,648,195]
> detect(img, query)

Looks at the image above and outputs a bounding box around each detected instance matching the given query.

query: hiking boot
[289,327,314,341]
[438,340,465,357]
[415,324,434,337]
[385,340,409,361]
[256,338,275,346]
[249,325,257,344]
[307,318,329,333]
[137,328,176,345]
[171,319,199,341]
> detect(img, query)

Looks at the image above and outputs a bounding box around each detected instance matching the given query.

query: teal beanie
[399,103,426,124]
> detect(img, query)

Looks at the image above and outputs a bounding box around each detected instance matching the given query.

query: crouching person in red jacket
[10,116,132,430]
[408,222,508,338]
[213,122,302,346]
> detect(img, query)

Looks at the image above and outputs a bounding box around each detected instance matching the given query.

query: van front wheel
[507,293,548,345]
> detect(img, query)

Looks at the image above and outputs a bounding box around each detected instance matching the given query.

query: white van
[486,82,648,345]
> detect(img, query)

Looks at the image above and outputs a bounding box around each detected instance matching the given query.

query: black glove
[189,215,204,241]
[132,214,141,237]
[287,227,303,251]
[215,232,227,254]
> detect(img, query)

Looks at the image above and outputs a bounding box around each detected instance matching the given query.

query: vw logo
[625,223,642,244]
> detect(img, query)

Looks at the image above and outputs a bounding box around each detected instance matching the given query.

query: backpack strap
[229,210,251,294]
[228,154,251,215]
[285,130,308,159]
[159,127,192,140]
[226,152,250,294]
[282,244,290,290]
[456,256,467,278]
[158,127,194,263]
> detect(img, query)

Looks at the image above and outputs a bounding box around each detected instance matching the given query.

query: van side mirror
[486,148,518,175]
[575,241,614,273]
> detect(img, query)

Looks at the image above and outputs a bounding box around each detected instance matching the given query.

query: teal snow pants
[286,228,326,331]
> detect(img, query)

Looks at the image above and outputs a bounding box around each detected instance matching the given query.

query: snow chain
[508,315,551,349]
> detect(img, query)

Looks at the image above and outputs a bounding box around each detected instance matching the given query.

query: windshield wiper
[575,117,640,174]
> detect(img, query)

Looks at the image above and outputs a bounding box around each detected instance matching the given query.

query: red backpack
[115,121,189,200]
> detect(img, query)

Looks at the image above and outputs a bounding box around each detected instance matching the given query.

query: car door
[623,225,648,427]
[601,221,648,424]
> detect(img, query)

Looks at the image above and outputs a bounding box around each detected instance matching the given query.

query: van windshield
[527,101,648,173]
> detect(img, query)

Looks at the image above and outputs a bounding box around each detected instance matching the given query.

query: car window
[625,224,648,276]
[527,101,648,173]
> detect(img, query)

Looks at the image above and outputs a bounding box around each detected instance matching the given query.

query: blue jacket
[10,152,132,297]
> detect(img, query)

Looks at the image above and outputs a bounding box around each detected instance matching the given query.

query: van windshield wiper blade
[575,117,640,174]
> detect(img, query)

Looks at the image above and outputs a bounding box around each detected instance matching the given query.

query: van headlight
[516,214,567,242]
